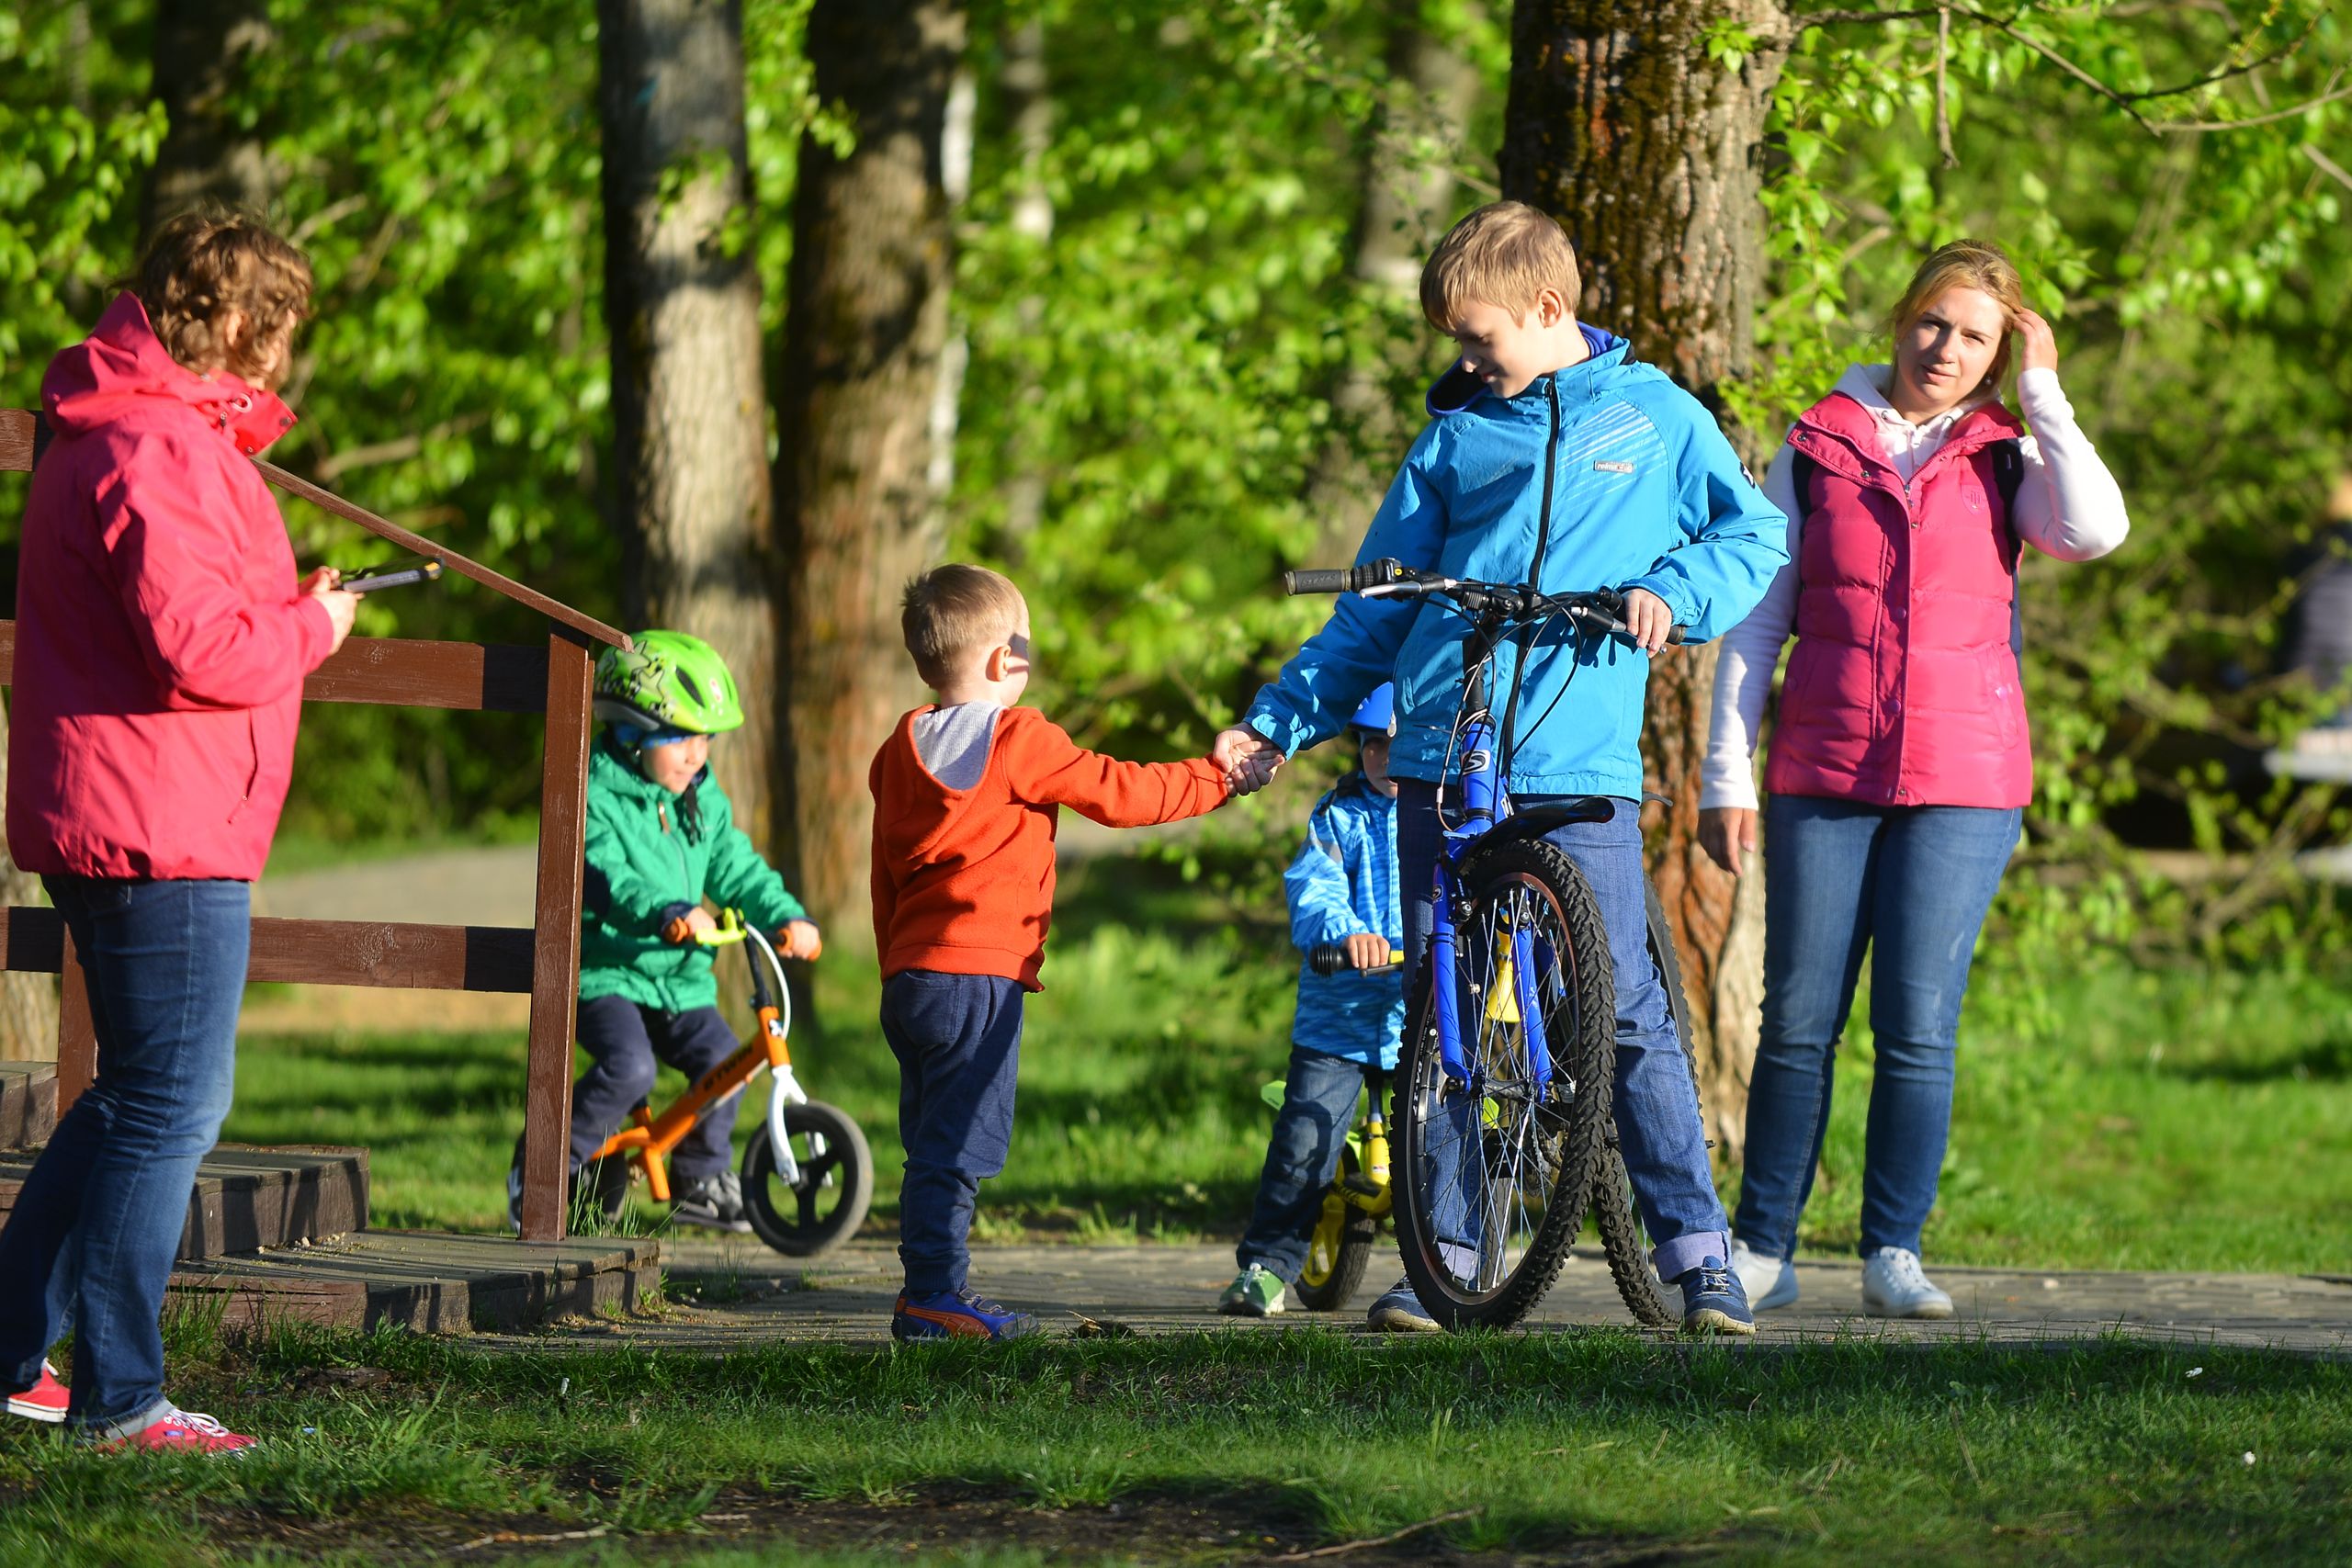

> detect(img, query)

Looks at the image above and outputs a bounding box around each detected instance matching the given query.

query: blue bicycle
[1283,557,1679,1328]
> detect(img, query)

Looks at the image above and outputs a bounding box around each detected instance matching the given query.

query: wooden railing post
[55,929,95,1112]
[519,626,594,1241]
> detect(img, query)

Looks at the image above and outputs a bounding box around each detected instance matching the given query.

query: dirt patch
[200,1483,1708,1564]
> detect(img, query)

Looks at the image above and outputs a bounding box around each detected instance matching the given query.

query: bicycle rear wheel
[1292,1144,1378,1313]
[1395,836,1615,1329]
[1590,876,1707,1328]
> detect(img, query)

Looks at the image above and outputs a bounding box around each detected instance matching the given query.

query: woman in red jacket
[0,213,357,1450]
[1698,242,2130,1320]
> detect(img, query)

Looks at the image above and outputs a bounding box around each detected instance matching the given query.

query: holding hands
[301,566,362,656]
[775,919,823,961]
[1213,725,1284,795]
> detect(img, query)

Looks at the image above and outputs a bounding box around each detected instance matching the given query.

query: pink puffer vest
[1762,389,2032,809]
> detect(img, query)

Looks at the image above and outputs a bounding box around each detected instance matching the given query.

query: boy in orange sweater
[870,564,1238,1339]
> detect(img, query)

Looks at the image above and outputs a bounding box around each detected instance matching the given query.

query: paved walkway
[495,1237,2352,1357]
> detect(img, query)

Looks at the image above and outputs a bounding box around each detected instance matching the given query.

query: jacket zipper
[1498,377,1564,770]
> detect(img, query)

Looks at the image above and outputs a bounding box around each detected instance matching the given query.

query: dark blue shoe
[892,1287,1042,1342]
[1675,1257,1757,1336]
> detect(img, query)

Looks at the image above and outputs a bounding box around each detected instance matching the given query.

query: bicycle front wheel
[742,1100,874,1258]
[1395,836,1616,1329]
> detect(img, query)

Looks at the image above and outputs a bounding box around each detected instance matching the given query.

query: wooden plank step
[165,1230,661,1334]
[0,1062,57,1149]
[0,1143,369,1262]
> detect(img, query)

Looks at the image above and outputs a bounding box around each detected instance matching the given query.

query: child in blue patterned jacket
[1217,686,1402,1317]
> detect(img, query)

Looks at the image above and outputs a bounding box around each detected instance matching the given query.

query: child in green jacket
[506,631,820,1232]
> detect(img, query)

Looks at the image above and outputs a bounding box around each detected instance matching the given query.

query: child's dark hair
[133,209,313,386]
[901,564,1024,685]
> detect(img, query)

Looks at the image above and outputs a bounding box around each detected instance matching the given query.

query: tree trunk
[1304,0,1484,561]
[1498,0,1790,1167]
[598,0,778,848]
[774,0,968,941]
[141,0,274,230]
[997,13,1053,547]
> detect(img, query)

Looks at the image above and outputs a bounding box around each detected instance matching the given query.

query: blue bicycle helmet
[1350,682,1396,737]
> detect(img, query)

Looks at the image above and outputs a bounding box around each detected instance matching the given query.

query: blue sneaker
[1676,1256,1757,1336]
[892,1287,1042,1342]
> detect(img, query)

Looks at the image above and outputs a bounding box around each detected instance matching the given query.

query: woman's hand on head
[305,569,361,655]
[1698,806,1758,877]
[2014,308,2059,376]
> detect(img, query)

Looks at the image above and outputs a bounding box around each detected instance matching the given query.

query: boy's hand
[662,906,721,945]
[1344,932,1392,971]
[1698,807,1757,876]
[1621,588,1674,655]
[775,919,823,961]
[1212,726,1283,795]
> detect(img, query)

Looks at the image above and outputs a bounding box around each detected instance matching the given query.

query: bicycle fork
[1430,718,1555,1097]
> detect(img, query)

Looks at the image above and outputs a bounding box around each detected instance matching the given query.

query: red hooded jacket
[6,293,334,882]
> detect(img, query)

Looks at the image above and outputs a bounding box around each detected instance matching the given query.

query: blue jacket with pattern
[1244,329,1788,798]
[1285,773,1403,1069]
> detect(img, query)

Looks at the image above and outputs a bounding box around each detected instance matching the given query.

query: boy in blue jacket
[1218,686,1403,1317]
[1215,202,1788,1335]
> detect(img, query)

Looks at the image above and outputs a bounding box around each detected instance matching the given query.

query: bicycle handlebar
[1284,558,1685,645]
[338,558,444,594]
[1306,942,1406,976]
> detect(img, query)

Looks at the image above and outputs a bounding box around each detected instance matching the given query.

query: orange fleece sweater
[869,704,1228,988]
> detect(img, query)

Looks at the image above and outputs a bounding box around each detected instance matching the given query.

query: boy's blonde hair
[134,209,313,388]
[901,564,1025,685]
[1419,201,1581,333]
[1890,240,2024,395]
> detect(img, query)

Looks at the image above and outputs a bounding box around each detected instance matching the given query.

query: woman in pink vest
[0,214,358,1450]
[1698,242,2129,1318]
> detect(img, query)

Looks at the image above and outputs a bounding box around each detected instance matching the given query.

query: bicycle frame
[589,913,816,1201]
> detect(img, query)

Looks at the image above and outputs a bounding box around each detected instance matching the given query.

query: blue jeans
[1237,1046,1368,1282]
[1398,782,1727,1280]
[569,998,742,1181]
[0,876,248,1437]
[1732,795,2020,1260]
[879,969,1025,1296]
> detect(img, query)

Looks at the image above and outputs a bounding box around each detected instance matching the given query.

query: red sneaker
[109,1406,255,1455]
[5,1361,68,1423]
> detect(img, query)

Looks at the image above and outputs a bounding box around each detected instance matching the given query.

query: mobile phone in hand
[338,559,444,593]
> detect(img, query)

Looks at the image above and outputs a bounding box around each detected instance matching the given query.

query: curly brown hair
[133,210,313,387]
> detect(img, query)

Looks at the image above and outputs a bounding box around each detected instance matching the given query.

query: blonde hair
[133,210,313,387]
[1419,202,1581,333]
[901,564,1025,685]
[1891,240,2024,395]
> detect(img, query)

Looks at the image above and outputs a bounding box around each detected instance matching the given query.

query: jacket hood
[42,292,297,457]
[883,707,999,865]
[1424,324,1627,417]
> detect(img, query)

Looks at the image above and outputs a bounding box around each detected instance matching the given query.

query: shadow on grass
[2166,1033,2352,1083]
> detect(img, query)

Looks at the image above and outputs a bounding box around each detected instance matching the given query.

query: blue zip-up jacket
[1245,329,1788,796]
[1284,774,1403,1068]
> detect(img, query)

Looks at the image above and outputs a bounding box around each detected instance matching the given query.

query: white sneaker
[1860,1247,1953,1319]
[1728,1237,1798,1311]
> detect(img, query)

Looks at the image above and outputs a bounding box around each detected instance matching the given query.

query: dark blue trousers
[0,875,247,1437]
[1237,1046,1367,1282]
[879,970,1024,1296]
[568,997,742,1180]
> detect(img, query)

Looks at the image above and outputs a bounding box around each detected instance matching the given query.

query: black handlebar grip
[1284,568,1356,595]
[1308,942,1404,976]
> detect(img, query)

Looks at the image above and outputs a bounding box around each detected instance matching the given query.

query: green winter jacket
[578,738,810,1011]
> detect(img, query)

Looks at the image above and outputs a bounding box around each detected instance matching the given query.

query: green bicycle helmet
[594,630,746,735]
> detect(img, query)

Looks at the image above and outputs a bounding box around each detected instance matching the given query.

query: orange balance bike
[581,909,873,1257]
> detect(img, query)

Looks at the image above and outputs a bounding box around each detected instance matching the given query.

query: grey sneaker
[1728,1237,1798,1311]
[1675,1256,1757,1337]
[1860,1247,1953,1319]
[673,1170,752,1233]
[1218,1264,1287,1317]
[1365,1276,1440,1333]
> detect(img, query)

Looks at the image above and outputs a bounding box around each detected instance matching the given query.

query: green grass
[221,858,2352,1270]
[2,1329,2344,1566]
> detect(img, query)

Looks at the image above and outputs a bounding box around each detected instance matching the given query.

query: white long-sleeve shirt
[1698,363,2131,812]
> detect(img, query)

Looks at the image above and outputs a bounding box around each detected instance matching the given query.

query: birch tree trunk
[1498,0,1791,1166]
[598,0,777,847]
[774,0,969,937]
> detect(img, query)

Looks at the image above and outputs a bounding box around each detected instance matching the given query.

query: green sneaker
[1218,1263,1287,1317]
